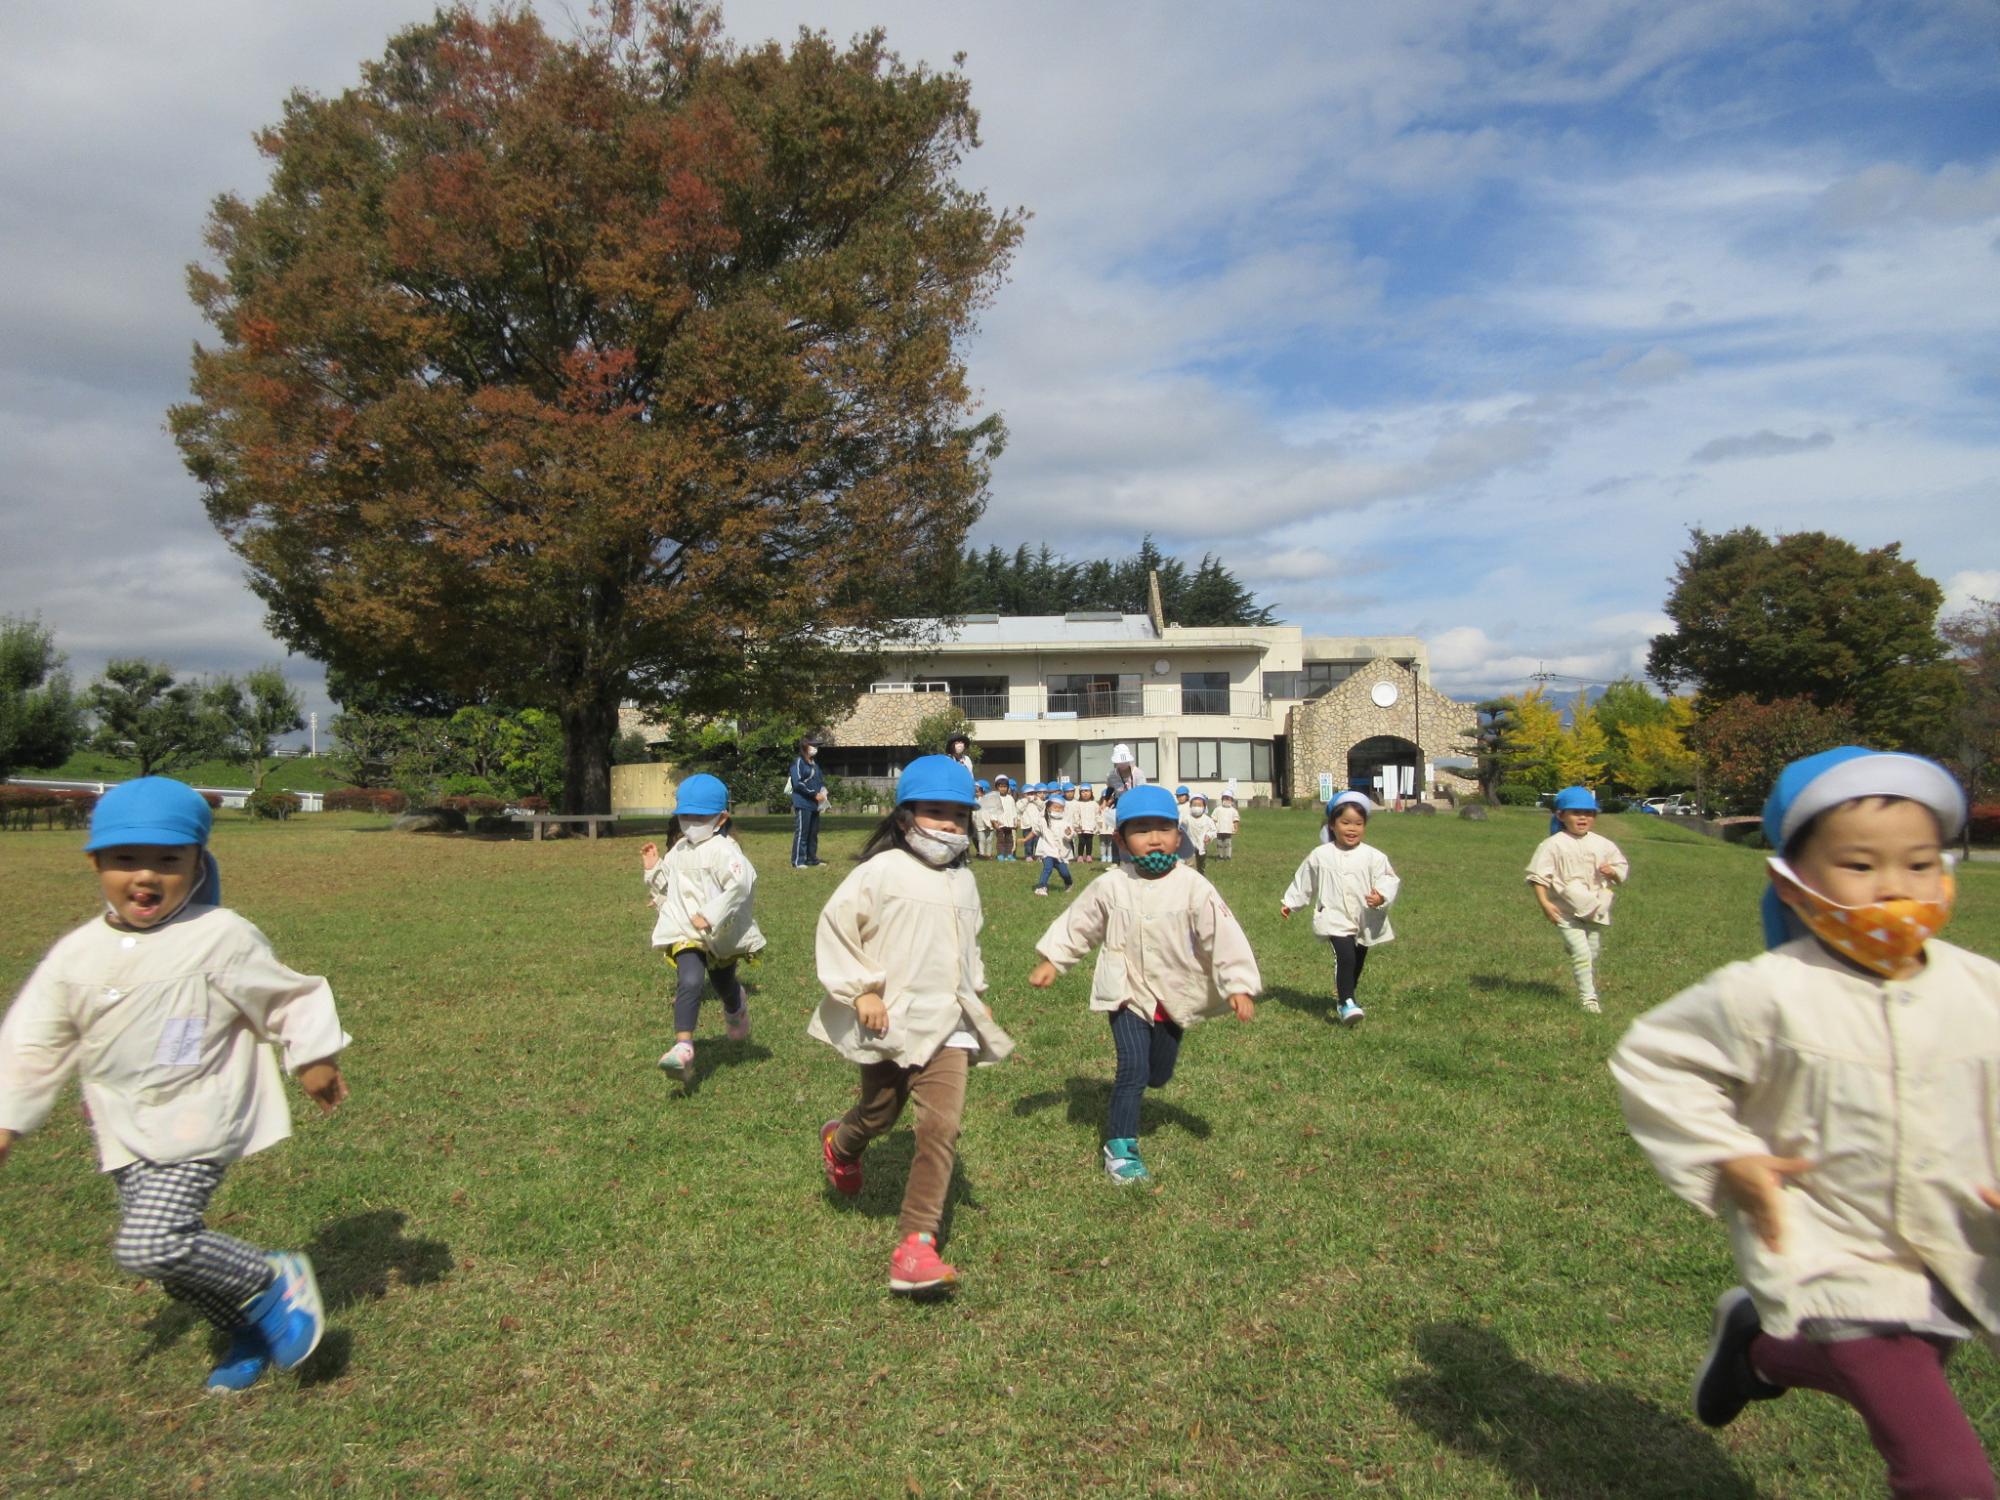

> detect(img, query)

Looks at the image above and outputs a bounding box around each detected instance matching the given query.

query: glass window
[1048,673,1141,717]
[1178,740,1219,779]
[818,746,901,778]
[1262,671,1300,699]
[945,676,1008,719]
[1078,739,1157,784]
[1178,739,1273,783]
[1181,671,1229,715]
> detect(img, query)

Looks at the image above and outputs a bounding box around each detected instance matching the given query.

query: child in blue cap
[1281,791,1401,1026]
[1029,784,1260,1185]
[1525,785,1630,1012]
[809,755,1014,1294]
[1612,748,2000,1498]
[641,773,764,1082]
[1032,790,1075,896]
[0,777,349,1393]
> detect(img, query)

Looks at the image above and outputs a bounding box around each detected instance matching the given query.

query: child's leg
[671,949,708,1040]
[1055,857,1073,889]
[897,1046,969,1241]
[112,1161,274,1331]
[1556,921,1599,1003]
[1146,1015,1184,1089]
[1215,833,1232,860]
[1035,857,1057,890]
[831,1060,911,1162]
[1329,935,1363,1001]
[1107,1008,1156,1140]
[709,961,745,1017]
[1749,1332,1995,1499]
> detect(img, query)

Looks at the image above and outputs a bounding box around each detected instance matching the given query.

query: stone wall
[822,691,949,747]
[1285,656,1477,801]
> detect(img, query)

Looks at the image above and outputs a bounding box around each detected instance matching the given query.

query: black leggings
[1328,935,1369,1002]
[673,948,745,1033]
[1107,1007,1184,1140]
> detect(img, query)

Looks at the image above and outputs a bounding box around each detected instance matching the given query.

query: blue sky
[2,0,1996,733]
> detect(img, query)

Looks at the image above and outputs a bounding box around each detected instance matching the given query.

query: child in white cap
[1611,748,1999,1499]
[1211,786,1241,860]
[1282,792,1401,1025]
[0,778,348,1393]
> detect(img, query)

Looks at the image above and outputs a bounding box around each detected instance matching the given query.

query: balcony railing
[950,692,1010,719]
[1047,689,1145,719]
[1180,689,1270,717]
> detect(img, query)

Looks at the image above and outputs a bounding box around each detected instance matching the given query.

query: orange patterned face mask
[1766,858,1954,977]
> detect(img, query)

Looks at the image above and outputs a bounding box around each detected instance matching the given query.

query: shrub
[249,789,302,820]
[512,794,549,814]
[438,794,507,817]
[324,787,409,815]
[1972,803,2000,846]
[200,790,224,809]
[0,785,99,830]
[1495,785,1541,807]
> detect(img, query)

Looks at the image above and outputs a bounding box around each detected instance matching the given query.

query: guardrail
[6,777,325,813]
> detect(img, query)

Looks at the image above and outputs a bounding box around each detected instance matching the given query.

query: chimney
[1146,569,1166,635]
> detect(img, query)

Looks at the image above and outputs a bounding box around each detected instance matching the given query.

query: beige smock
[1184,812,1218,853]
[807,850,1014,1067]
[1212,804,1241,835]
[1525,830,1629,924]
[1282,842,1401,943]
[1068,798,1098,835]
[1019,799,1046,837]
[1034,863,1262,1026]
[972,789,1000,833]
[1609,937,2000,1341]
[644,834,765,963]
[995,792,1017,829]
[0,905,350,1172]
[1038,819,1074,862]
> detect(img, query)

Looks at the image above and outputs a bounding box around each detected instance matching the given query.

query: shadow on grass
[823,1131,981,1244]
[134,1208,452,1382]
[1264,984,1346,1026]
[1010,1075,1212,1141]
[673,1040,773,1096]
[1389,1323,1754,1499]
[1470,972,1567,1000]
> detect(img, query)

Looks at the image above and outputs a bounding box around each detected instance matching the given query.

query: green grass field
[3,807,1996,1497]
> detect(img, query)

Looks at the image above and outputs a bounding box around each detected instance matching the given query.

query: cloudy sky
[4,1,1997,737]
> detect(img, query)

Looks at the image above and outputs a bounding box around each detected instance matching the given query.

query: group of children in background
[7,744,1998,1499]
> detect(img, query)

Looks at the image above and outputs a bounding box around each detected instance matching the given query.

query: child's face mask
[679,817,720,845]
[1767,857,1954,977]
[1130,849,1179,878]
[907,825,968,867]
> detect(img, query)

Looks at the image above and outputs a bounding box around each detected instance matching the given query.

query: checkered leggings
[111,1160,274,1331]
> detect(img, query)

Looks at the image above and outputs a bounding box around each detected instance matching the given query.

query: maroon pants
[1751,1332,1996,1499]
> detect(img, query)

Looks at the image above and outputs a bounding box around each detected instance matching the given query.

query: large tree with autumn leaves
[172,3,1020,811]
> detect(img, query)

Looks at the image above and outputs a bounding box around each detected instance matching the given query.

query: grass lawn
[2,806,1996,1497]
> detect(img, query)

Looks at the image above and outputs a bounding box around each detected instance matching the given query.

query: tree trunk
[558,694,619,815]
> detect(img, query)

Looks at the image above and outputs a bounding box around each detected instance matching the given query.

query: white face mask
[906,825,969,867]
[679,817,720,845]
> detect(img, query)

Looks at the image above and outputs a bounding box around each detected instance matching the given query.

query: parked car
[1642,795,1703,817]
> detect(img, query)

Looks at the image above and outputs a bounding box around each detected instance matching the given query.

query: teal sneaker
[1103,1137,1150,1185]
[204,1325,269,1393]
[243,1252,325,1371]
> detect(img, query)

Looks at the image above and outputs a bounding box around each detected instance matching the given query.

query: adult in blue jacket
[789,735,829,867]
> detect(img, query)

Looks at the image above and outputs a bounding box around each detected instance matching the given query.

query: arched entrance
[1347,735,1422,800]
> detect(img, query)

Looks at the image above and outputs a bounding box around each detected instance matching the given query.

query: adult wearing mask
[790,735,829,868]
[1103,744,1143,864]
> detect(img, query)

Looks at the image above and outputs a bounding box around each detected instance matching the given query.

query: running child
[1028,785,1259,1185]
[1281,791,1401,1026]
[1019,783,1045,861]
[0,778,346,1393]
[1526,785,1630,1013]
[1184,792,1218,874]
[1033,791,1075,896]
[992,775,1017,861]
[1211,788,1240,860]
[642,773,765,1082]
[972,778,997,860]
[1611,748,1998,1499]
[811,756,1014,1293]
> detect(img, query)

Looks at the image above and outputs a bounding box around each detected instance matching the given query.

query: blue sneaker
[1337,1000,1365,1026]
[244,1252,325,1371]
[204,1325,270,1393]
[1103,1137,1150,1185]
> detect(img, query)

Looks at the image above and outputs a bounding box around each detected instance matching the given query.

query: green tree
[1498,689,1565,793]
[206,665,306,795]
[172,4,1020,814]
[942,534,1276,625]
[1553,705,1611,789]
[1940,597,2000,807]
[1648,527,1959,750]
[86,660,225,778]
[913,706,976,757]
[0,616,82,780]
[1686,694,1859,817]
[656,709,816,810]
[1471,698,1514,801]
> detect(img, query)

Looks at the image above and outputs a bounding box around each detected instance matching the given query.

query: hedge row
[0,786,100,830]
[324,787,410,814]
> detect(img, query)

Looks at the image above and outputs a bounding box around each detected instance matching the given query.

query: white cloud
[1689,429,1835,463]
[1944,570,2000,617]
[1818,161,2000,230]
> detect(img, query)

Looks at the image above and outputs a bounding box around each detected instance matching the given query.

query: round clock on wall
[1370,680,1400,708]
[1153,659,1172,676]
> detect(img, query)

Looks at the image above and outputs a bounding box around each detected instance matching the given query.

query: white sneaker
[1581,998,1602,1014]
[1337,1000,1364,1026]
[658,1041,694,1075]
[1032,887,1048,897]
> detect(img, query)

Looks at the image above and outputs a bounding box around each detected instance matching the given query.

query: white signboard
[1317,772,1334,802]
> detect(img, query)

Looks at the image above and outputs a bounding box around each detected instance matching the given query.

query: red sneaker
[889,1233,957,1294]
[821,1119,862,1197]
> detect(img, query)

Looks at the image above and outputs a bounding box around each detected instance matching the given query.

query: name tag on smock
[153,1016,205,1067]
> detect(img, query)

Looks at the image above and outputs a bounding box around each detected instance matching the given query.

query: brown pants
[831,1046,968,1240]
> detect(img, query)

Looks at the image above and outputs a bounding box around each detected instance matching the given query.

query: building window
[1178,739,1272,783]
[1181,671,1230,715]
[1047,673,1141,717]
[817,746,904,779]
[1053,739,1159,785]
[1303,662,1355,696]
[945,676,1008,719]
[1262,670,1299,700]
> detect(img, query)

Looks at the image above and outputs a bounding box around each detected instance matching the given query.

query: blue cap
[86,777,212,852]
[671,773,729,817]
[1549,785,1598,834]
[1175,785,1190,797]
[1115,784,1181,827]
[1758,746,1967,948]
[976,778,991,792]
[895,754,978,808]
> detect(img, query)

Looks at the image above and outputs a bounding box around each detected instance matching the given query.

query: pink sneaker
[889,1233,957,1294]
[821,1119,862,1197]
[725,1004,751,1042]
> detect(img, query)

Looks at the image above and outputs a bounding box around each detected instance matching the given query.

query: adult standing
[945,732,975,778]
[790,735,829,868]
[1102,743,1143,864]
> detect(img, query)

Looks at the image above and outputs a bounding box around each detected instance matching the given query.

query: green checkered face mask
[1131,849,1178,878]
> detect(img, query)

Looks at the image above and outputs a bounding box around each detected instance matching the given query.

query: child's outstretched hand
[297,1060,348,1116]
[854,992,890,1035]
[1720,1153,1812,1251]
[641,842,661,870]
[1279,906,1291,919]
[1365,889,1385,908]
[0,1127,13,1167]
[1028,959,1058,989]
[1228,993,1255,1021]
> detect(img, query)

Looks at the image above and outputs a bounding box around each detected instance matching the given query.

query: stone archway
[1347,735,1422,799]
